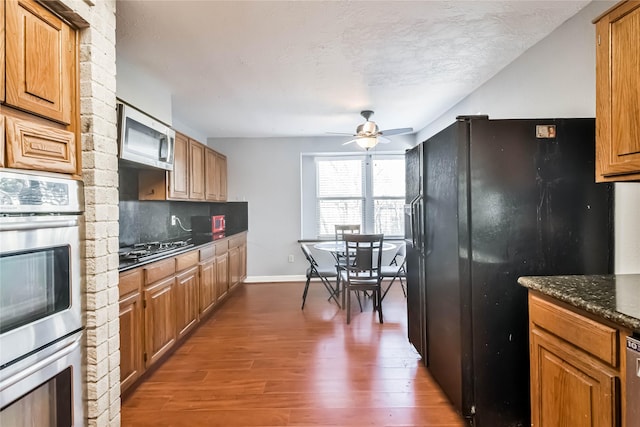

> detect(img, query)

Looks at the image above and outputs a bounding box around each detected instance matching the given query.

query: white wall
[207,135,414,279]
[416,0,640,274]
[172,117,208,143]
[116,57,173,125]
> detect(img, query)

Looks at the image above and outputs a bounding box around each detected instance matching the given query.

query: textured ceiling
[116,1,590,139]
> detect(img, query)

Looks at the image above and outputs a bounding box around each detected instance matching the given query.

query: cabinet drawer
[176,250,199,271]
[215,240,229,253]
[144,258,176,284]
[5,116,76,174]
[120,268,143,297]
[199,243,215,261]
[229,234,245,249]
[529,294,618,366]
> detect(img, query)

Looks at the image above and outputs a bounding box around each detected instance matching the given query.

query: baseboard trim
[244,275,307,283]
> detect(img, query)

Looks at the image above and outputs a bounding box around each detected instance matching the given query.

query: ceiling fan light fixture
[356,136,378,150]
[358,121,378,134]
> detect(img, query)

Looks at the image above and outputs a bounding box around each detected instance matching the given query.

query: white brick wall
[54,0,120,425]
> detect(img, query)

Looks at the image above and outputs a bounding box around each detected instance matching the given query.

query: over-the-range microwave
[117,101,176,170]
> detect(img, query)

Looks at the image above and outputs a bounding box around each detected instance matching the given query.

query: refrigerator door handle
[411,196,424,254]
[411,198,418,248]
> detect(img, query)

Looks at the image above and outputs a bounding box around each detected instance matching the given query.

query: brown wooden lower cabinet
[119,233,247,396]
[228,234,247,289]
[175,265,199,340]
[199,255,216,317]
[144,275,177,368]
[528,293,628,427]
[118,269,144,395]
[215,251,229,301]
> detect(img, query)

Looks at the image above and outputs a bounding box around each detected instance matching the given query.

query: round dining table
[314,240,396,254]
[313,240,397,312]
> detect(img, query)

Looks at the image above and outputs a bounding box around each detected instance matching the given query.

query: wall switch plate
[288,254,294,263]
[171,215,177,226]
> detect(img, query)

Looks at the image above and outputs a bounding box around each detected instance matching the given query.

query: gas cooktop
[119,240,193,264]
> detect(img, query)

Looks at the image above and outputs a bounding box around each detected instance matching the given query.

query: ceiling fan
[330,110,413,150]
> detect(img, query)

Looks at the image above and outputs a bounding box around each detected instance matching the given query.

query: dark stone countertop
[517,274,640,332]
[118,229,247,273]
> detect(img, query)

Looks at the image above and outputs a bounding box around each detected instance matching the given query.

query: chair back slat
[344,234,384,281]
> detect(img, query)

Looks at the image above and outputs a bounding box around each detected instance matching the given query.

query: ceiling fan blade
[377,135,391,144]
[327,132,356,136]
[342,139,358,145]
[379,127,413,136]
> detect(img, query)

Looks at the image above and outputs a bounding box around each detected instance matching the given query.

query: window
[301,153,405,239]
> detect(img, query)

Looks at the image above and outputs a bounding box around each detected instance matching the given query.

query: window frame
[301,152,405,240]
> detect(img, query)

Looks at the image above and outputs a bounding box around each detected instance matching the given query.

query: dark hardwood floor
[121,281,466,426]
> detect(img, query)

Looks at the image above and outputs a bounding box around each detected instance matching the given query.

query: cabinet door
[5,0,75,124]
[240,242,247,281]
[168,132,189,199]
[175,265,199,340]
[204,148,219,201]
[228,246,241,289]
[595,3,640,181]
[215,252,229,301]
[1,0,5,103]
[189,139,205,200]
[144,276,176,367]
[1,115,5,167]
[530,328,618,427]
[119,291,143,394]
[217,153,228,201]
[199,258,216,316]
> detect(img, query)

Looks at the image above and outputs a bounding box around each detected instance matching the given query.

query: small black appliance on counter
[191,215,225,244]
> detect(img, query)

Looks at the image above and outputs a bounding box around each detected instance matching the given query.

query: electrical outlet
[288,254,294,263]
[171,215,177,226]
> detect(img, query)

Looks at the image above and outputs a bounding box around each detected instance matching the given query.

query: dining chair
[300,243,340,309]
[380,243,406,301]
[334,224,361,288]
[340,234,384,324]
[334,224,361,240]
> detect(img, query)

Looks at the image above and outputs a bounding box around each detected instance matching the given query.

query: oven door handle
[0,332,82,394]
[0,217,78,232]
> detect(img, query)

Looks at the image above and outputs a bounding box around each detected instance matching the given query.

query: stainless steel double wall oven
[0,169,85,426]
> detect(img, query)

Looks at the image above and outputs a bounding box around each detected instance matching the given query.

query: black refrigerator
[405,116,613,427]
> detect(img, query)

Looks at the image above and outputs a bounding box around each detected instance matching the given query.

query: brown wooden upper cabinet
[1,0,5,104]
[168,132,190,199]
[5,0,75,125]
[139,132,227,202]
[1,0,80,176]
[594,1,640,182]
[189,139,205,201]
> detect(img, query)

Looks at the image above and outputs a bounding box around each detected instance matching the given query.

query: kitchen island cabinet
[519,275,640,427]
[594,0,640,182]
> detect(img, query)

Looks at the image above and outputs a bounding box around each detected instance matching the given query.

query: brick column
[55,0,120,425]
